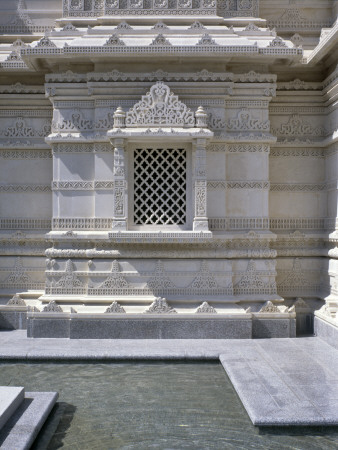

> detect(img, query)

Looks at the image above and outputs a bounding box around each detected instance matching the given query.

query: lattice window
[133,148,186,225]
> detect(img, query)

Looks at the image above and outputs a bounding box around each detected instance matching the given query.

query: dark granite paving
[0,331,337,426]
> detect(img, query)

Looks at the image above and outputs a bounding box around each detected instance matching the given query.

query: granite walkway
[0,330,338,426]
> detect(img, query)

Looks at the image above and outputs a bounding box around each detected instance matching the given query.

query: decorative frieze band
[207,181,270,190]
[270,148,324,158]
[206,143,270,153]
[0,184,51,192]
[270,218,331,231]
[47,69,234,84]
[52,143,112,153]
[0,218,51,230]
[269,106,326,114]
[270,183,326,192]
[0,110,52,118]
[209,217,335,231]
[52,181,115,190]
[209,218,270,231]
[0,84,45,94]
[225,101,269,108]
[1,217,334,232]
[52,218,112,230]
[0,149,52,159]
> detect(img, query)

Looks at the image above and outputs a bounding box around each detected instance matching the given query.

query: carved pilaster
[193,138,208,231]
[112,138,127,230]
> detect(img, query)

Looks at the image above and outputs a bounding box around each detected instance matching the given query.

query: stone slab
[69,317,252,340]
[314,315,338,350]
[0,311,27,330]
[0,387,24,431]
[220,338,338,426]
[0,392,58,450]
[27,318,70,338]
[252,318,296,338]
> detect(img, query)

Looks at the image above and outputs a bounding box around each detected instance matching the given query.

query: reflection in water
[0,362,337,449]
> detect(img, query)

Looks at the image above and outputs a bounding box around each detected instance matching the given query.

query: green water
[0,362,337,449]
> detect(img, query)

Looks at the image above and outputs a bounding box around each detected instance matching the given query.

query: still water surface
[0,362,337,449]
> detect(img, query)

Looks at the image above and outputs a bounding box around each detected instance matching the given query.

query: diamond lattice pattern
[134,148,187,225]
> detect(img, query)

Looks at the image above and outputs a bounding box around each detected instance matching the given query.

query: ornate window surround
[107,81,214,236]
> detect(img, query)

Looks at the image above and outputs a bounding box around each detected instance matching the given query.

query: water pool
[0,362,337,449]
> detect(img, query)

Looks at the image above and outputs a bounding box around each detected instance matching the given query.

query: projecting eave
[306,20,338,67]
[20,43,303,72]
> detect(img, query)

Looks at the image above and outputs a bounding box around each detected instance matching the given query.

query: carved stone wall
[0,0,336,323]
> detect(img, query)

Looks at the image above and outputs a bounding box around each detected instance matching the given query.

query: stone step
[0,387,25,431]
[0,391,58,450]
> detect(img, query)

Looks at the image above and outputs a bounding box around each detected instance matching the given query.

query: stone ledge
[27,316,252,339]
[0,392,58,450]
[314,315,338,350]
[0,387,24,432]
[26,314,296,339]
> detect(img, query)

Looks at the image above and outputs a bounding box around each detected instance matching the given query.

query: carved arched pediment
[125,81,195,128]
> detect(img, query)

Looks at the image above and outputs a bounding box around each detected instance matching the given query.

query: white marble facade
[0,0,337,334]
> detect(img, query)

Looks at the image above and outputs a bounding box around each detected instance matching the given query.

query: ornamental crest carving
[98,260,129,289]
[226,109,270,131]
[105,301,126,313]
[5,257,30,286]
[144,297,177,314]
[43,300,64,313]
[55,259,84,288]
[125,82,195,127]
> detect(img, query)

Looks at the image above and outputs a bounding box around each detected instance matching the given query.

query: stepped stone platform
[0,385,58,450]
[0,330,338,427]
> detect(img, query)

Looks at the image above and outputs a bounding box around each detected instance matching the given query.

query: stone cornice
[306,20,338,66]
